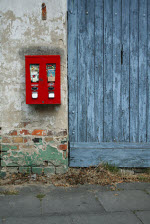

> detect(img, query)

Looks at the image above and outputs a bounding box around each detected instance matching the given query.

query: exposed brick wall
[0,128,68,176]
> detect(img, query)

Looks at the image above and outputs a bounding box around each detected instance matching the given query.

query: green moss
[0,191,19,195]
[36,194,45,201]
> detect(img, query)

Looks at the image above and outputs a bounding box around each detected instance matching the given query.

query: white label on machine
[48,92,55,98]
[32,92,38,99]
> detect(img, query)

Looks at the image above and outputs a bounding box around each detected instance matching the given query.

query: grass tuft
[36,194,45,201]
[102,162,119,173]
[0,191,19,195]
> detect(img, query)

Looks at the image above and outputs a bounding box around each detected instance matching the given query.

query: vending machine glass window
[46,64,56,82]
[30,64,39,83]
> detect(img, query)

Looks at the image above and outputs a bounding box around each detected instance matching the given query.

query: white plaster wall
[0,0,68,134]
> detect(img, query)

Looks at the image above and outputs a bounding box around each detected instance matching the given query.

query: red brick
[58,144,67,151]
[17,122,30,128]
[9,130,17,135]
[12,137,23,143]
[55,130,67,137]
[23,137,31,143]
[32,129,47,136]
[66,151,68,158]
[63,151,65,159]
[2,137,11,143]
[24,138,28,143]
[47,130,53,136]
[63,151,68,159]
[13,145,19,150]
[45,137,53,142]
[23,122,30,127]
[20,129,30,135]
[21,145,33,149]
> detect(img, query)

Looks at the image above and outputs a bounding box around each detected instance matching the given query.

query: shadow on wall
[29,104,61,111]
[18,46,65,60]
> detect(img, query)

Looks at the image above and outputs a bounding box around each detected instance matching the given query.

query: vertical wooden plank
[112,0,121,142]
[86,0,95,142]
[130,0,139,142]
[104,0,113,142]
[68,0,78,142]
[139,0,147,142]
[147,0,150,141]
[121,0,130,141]
[95,0,104,142]
[78,0,87,142]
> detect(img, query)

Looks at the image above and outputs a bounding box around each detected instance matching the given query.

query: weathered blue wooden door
[68,0,150,167]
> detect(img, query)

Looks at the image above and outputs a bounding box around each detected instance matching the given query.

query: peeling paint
[0,0,68,172]
[2,143,67,167]
[0,0,67,133]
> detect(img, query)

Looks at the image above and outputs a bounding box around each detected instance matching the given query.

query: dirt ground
[1,164,150,188]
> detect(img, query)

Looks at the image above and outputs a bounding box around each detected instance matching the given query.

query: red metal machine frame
[25,55,61,104]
